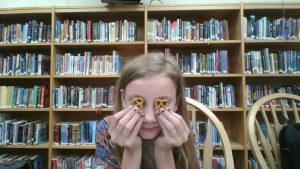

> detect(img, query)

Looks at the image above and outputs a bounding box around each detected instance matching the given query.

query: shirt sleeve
[95,116,120,169]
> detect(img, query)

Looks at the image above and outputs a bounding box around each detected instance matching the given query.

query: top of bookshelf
[0,8,52,14]
[146,4,240,11]
[1,3,300,14]
[243,3,300,10]
[54,5,145,13]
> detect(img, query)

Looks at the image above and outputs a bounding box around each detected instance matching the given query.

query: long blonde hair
[114,53,199,169]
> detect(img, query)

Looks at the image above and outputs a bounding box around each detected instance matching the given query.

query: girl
[94,53,199,169]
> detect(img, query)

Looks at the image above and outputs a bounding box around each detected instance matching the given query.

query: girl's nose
[142,106,157,123]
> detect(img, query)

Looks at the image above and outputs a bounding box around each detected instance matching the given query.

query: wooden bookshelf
[0,3,299,169]
[243,3,300,169]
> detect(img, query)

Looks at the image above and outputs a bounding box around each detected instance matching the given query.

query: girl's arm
[121,147,143,169]
[154,147,176,169]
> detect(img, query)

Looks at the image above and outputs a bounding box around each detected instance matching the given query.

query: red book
[87,20,92,42]
[53,123,61,144]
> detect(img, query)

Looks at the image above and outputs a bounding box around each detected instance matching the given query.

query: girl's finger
[160,109,185,134]
[109,106,133,130]
[172,112,190,133]
[156,112,178,137]
[121,112,141,137]
[111,107,138,137]
[131,116,144,136]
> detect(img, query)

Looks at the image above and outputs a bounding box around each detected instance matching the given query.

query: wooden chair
[247,93,300,169]
[186,97,235,169]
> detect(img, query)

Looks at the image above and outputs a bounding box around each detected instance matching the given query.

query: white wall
[0,0,299,8]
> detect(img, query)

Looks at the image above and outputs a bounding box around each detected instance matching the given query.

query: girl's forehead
[125,75,176,99]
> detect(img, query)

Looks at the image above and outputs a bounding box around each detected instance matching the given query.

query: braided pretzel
[155,98,168,111]
[130,96,144,109]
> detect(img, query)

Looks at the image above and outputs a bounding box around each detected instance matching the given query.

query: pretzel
[130,96,144,110]
[155,98,168,111]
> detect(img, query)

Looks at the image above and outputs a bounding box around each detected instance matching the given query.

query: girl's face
[121,73,178,140]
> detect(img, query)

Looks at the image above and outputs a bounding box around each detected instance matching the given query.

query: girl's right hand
[108,106,144,152]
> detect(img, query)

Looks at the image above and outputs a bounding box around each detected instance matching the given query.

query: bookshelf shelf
[0,43,51,47]
[148,40,241,45]
[0,75,51,79]
[0,108,50,112]
[244,40,300,48]
[183,74,242,78]
[52,108,114,112]
[244,40,300,43]
[210,108,243,112]
[146,4,240,11]
[0,144,49,149]
[243,3,300,9]
[246,108,300,112]
[0,3,299,169]
[52,145,96,150]
[54,41,145,46]
[231,142,245,150]
[198,141,244,150]
[53,75,119,79]
[245,74,300,78]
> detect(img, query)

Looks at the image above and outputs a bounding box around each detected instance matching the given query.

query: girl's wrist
[122,147,142,169]
[154,146,172,156]
[154,147,176,169]
[124,146,142,155]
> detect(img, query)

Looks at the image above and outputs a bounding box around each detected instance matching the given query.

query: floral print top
[95,116,119,169]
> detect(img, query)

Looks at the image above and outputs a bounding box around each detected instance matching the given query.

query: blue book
[296,51,300,73]
[60,123,69,145]
[220,50,228,73]
[22,23,28,43]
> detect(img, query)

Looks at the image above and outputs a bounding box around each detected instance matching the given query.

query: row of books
[246,85,300,107]
[244,15,300,40]
[245,49,300,74]
[0,20,51,44]
[258,123,269,145]
[52,85,115,108]
[0,118,46,145]
[185,83,236,108]
[197,155,225,169]
[55,20,137,43]
[191,120,222,147]
[55,50,121,75]
[172,50,228,74]
[248,157,259,169]
[211,155,225,169]
[52,155,97,169]
[2,84,298,109]
[53,121,97,145]
[0,86,50,108]
[148,17,229,41]
[0,53,50,76]
[0,154,44,169]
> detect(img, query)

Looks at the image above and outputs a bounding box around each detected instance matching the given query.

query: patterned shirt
[95,116,119,169]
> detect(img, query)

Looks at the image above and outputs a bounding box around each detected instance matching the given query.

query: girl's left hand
[154,107,190,151]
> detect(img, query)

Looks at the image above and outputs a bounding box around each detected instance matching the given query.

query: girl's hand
[154,107,190,152]
[108,106,144,152]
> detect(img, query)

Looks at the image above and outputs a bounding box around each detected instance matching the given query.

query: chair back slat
[203,119,213,169]
[292,100,300,123]
[186,97,234,169]
[191,106,196,123]
[255,120,277,169]
[248,93,300,169]
[261,107,281,168]
[269,102,282,139]
[280,99,289,120]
